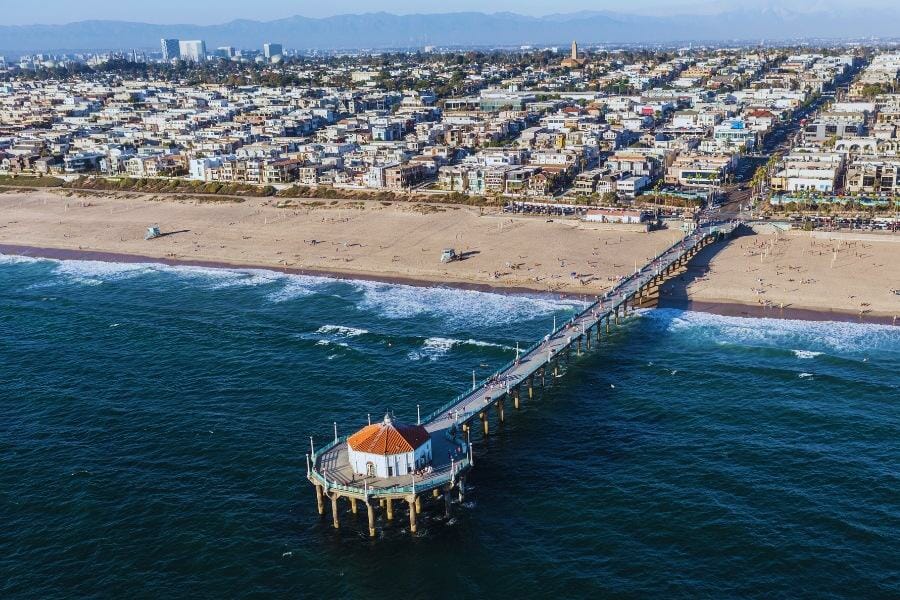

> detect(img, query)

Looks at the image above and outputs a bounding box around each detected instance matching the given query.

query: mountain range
[2,8,899,55]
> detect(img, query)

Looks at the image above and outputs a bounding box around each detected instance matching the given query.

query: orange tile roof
[348,420,430,455]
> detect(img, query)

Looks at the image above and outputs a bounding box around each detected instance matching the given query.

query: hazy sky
[1,0,896,25]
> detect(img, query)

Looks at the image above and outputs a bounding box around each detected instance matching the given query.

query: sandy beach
[2,188,898,320]
[662,225,900,321]
[0,188,680,297]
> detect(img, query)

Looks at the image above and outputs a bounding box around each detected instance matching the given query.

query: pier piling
[367,501,376,538]
[331,495,340,529]
[315,485,325,516]
[408,497,418,534]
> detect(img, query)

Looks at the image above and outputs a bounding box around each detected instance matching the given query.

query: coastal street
[718,64,856,220]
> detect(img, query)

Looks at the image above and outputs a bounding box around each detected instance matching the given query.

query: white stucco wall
[348,440,432,478]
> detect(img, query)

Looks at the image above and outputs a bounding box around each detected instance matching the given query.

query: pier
[307,222,740,536]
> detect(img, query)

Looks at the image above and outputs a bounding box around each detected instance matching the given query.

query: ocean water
[1,254,898,599]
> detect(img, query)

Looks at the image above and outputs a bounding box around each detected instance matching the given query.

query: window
[366,462,375,477]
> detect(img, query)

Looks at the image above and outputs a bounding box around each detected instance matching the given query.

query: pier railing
[311,435,348,463]
[421,336,547,423]
[419,225,732,426]
[309,456,471,498]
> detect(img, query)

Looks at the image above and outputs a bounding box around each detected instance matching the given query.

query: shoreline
[657,298,897,326]
[0,242,571,301]
[2,242,896,326]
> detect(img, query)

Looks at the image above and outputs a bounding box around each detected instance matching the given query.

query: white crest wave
[3,254,586,327]
[315,325,369,337]
[407,336,515,361]
[354,280,584,327]
[647,309,900,356]
[0,254,44,266]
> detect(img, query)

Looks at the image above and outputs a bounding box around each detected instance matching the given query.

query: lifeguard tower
[145,224,162,240]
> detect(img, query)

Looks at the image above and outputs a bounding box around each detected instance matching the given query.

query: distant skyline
[2,0,899,26]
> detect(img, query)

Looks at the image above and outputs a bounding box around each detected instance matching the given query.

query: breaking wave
[1,254,586,328]
[644,309,900,356]
[315,325,369,338]
[354,279,584,327]
[407,336,515,361]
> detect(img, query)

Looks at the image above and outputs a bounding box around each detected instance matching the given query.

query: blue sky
[0,0,895,25]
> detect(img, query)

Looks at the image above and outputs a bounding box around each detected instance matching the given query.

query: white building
[584,208,649,224]
[179,40,207,63]
[347,413,432,478]
[189,157,224,180]
[713,119,757,150]
[617,175,650,196]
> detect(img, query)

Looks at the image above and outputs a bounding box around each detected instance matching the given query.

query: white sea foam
[315,340,350,349]
[407,336,514,361]
[462,339,515,350]
[354,279,584,327]
[316,325,368,338]
[408,337,458,361]
[647,309,900,356]
[52,260,155,285]
[265,275,329,303]
[19,256,245,288]
[303,324,368,351]
[3,253,336,300]
[0,253,44,266]
[4,253,588,328]
[202,268,285,290]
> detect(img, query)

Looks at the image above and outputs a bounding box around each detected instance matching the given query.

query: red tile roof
[348,417,430,455]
